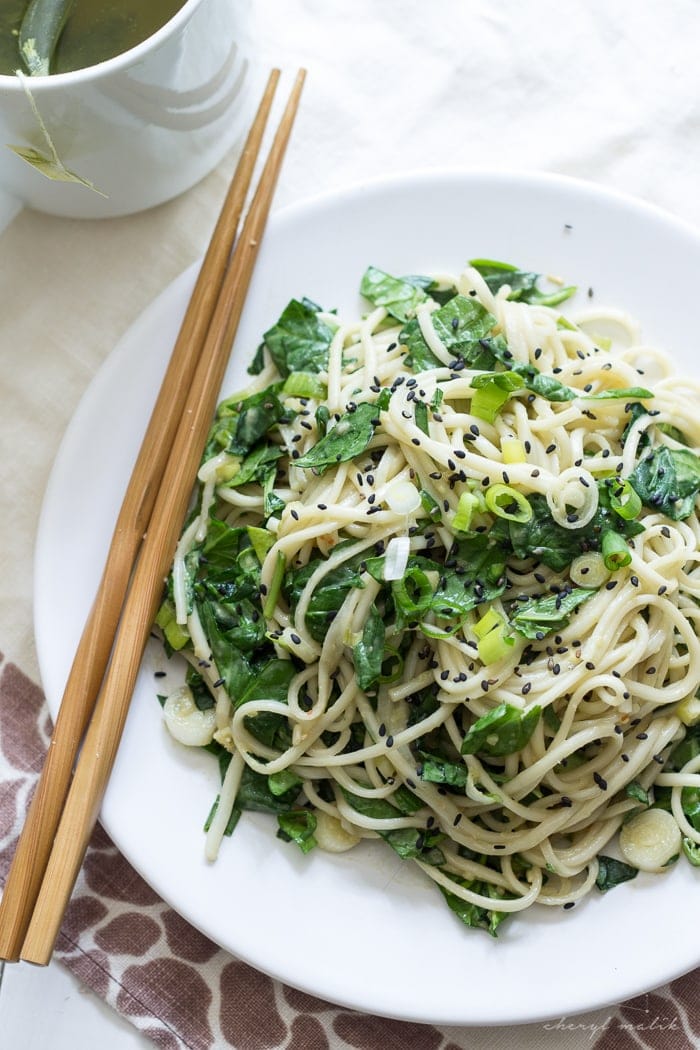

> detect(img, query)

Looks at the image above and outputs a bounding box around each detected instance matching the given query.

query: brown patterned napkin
[1,649,698,1050]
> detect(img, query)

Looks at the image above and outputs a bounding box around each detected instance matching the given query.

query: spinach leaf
[340,789,444,864]
[438,876,509,936]
[418,751,468,788]
[507,360,576,402]
[583,386,654,401]
[682,838,700,866]
[268,769,304,797]
[414,399,429,435]
[595,855,638,892]
[262,297,334,377]
[470,258,576,307]
[295,397,389,474]
[681,785,700,833]
[628,445,700,520]
[285,550,367,642]
[401,295,496,371]
[340,789,406,821]
[198,520,260,587]
[382,827,445,865]
[503,491,642,573]
[233,658,297,710]
[481,337,577,402]
[206,387,287,459]
[625,781,651,806]
[236,764,301,814]
[197,601,254,700]
[431,535,508,619]
[461,702,541,757]
[353,604,385,690]
[360,265,427,322]
[277,810,317,853]
[227,444,283,487]
[509,587,595,640]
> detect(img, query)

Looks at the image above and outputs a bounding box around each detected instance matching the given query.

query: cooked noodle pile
[157,259,700,934]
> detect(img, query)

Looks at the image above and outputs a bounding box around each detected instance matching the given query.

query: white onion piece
[383,536,410,580]
[385,480,421,515]
[163,686,216,747]
[619,808,681,872]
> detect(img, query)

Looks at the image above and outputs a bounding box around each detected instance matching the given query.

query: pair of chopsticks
[0,67,306,966]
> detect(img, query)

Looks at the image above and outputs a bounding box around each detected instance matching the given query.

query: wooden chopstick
[19,68,306,966]
[0,69,282,964]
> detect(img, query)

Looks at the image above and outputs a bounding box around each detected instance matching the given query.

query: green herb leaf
[438,876,509,936]
[625,781,651,806]
[595,855,638,892]
[628,446,700,520]
[360,266,427,322]
[418,751,467,788]
[285,544,368,642]
[352,604,386,690]
[510,587,595,640]
[295,399,387,474]
[401,295,496,371]
[583,386,654,401]
[470,258,576,307]
[277,809,317,853]
[461,702,541,757]
[262,298,334,377]
[682,837,700,866]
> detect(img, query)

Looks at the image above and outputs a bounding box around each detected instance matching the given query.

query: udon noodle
[156,260,700,934]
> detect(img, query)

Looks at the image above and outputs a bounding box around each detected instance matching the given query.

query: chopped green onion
[478,625,515,665]
[570,551,609,588]
[473,607,504,640]
[247,525,274,564]
[501,437,526,464]
[155,599,190,650]
[392,566,434,616]
[471,384,509,424]
[601,529,632,571]
[485,484,532,523]
[452,491,481,532]
[282,372,327,399]
[378,647,404,683]
[677,693,700,727]
[420,489,442,522]
[470,371,524,424]
[263,551,287,619]
[609,479,642,521]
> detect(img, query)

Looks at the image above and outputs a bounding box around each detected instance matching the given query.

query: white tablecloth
[2,3,700,1048]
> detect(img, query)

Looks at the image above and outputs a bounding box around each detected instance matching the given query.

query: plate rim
[33,167,700,1026]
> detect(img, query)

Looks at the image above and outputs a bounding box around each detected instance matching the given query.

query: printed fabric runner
[1,650,699,1050]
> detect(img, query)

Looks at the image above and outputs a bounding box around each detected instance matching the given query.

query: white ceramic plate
[35,171,700,1026]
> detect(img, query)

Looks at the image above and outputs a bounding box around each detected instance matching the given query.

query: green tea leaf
[19,0,75,76]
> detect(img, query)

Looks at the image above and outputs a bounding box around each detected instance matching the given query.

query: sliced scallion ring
[485,483,532,523]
